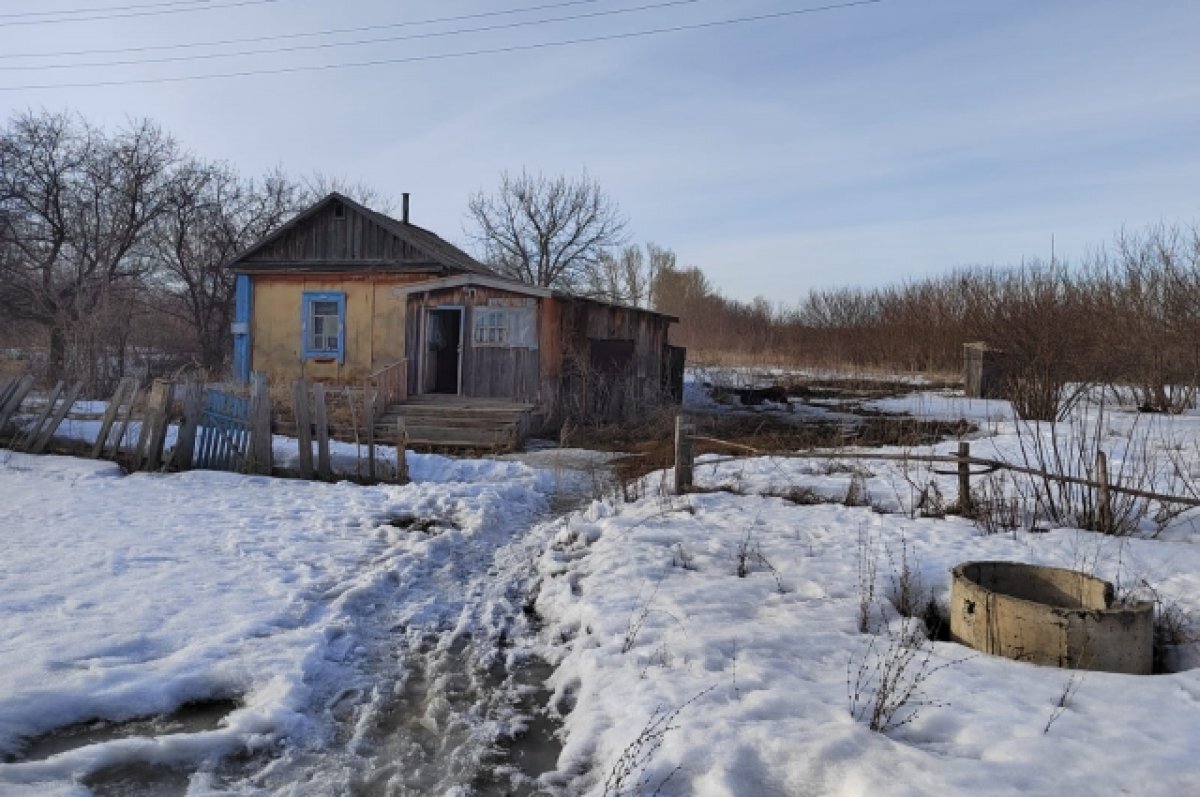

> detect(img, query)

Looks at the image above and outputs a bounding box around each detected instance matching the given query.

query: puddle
[83,762,193,796]
[5,699,239,764]
[337,630,563,796]
[474,657,562,797]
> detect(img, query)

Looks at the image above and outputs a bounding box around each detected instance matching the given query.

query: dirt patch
[569,405,973,485]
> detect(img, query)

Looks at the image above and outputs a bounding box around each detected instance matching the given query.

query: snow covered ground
[0,449,562,794]
[2,378,1200,795]
[526,387,1200,795]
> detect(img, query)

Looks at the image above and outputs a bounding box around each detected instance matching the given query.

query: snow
[3,379,1200,795]
[0,449,552,791]
[532,487,1200,796]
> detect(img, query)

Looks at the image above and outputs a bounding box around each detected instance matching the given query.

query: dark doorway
[425,308,462,394]
[588,338,635,420]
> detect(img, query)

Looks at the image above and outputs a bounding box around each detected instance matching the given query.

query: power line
[0,0,276,27]
[0,0,886,91]
[0,0,711,71]
[0,0,600,58]
[0,0,213,19]
[0,0,216,20]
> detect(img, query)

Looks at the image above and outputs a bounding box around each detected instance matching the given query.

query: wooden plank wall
[243,202,424,264]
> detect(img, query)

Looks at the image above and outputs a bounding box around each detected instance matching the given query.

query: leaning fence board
[0,378,13,408]
[19,381,63,452]
[92,377,135,458]
[0,375,35,438]
[30,381,82,454]
[109,382,142,460]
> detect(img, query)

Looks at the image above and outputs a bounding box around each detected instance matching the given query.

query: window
[471,306,537,349]
[473,309,509,346]
[302,292,346,361]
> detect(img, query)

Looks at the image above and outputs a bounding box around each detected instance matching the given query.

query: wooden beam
[30,381,83,454]
[293,379,314,479]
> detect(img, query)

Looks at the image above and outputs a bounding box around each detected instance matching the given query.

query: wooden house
[226,193,683,446]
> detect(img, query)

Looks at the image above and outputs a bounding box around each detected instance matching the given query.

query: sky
[0,0,1197,303]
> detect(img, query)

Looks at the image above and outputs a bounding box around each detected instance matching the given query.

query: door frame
[419,305,464,396]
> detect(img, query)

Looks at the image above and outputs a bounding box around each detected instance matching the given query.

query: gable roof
[225,192,493,276]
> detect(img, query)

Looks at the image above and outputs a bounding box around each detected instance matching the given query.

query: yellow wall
[250,274,410,384]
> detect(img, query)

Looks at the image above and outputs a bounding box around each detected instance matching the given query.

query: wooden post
[957,441,973,514]
[135,379,173,471]
[313,382,332,481]
[293,380,314,479]
[249,372,273,475]
[173,378,203,471]
[1096,450,1113,532]
[365,384,376,481]
[30,381,83,454]
[20,381,63,452]
[395,418,409,484]
[673,413,694,494]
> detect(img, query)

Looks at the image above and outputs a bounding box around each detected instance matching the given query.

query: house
[226,193,683,440]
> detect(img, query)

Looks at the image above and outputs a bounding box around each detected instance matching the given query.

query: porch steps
[376,397,535,451]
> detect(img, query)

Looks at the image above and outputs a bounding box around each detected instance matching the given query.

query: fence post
[957,441,973,514]
[674,413,694,494]
[1096,450,1113,532]
[141,379,174,471]
[173,378,202,471]
[395,418,409,484]
[249,372,273,476]
[312,382,332,481]
[293,380,314,479]
[364,384,376,482]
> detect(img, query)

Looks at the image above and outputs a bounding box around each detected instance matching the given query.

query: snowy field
[2,381,1199,795]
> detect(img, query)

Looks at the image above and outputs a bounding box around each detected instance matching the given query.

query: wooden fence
[671,414,1200,516]
[0,372,408,485]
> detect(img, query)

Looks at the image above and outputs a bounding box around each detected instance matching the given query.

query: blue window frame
[301,291,346,362]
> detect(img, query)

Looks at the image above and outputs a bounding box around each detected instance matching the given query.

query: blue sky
[1,0,1197,302]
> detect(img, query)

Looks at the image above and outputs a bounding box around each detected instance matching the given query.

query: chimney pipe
[402,192,410,224]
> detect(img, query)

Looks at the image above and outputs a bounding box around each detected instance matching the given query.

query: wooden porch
[377,394,536,451]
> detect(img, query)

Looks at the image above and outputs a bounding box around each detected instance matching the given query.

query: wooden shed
[227,193,682,444]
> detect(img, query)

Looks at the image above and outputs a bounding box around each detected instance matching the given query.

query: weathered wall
[404,285,543,402]
[250,273,420,384]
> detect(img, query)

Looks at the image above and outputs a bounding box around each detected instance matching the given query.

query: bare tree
[583,242,675,308]
[149,161,299,372]
[466,169,628,289]
[0,110,179,386]
[300,171,394,214]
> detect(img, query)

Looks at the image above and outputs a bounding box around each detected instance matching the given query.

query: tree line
[658,224,1200,418]
[0,110,398,391]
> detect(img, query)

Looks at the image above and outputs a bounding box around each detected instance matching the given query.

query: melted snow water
[5,699,239,764]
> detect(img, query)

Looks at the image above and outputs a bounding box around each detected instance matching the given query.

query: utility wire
[0,0,276,27]
[0,0,711,71]
[0,0,216,20]
[0,0,600,58]
[0,0,886,91]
